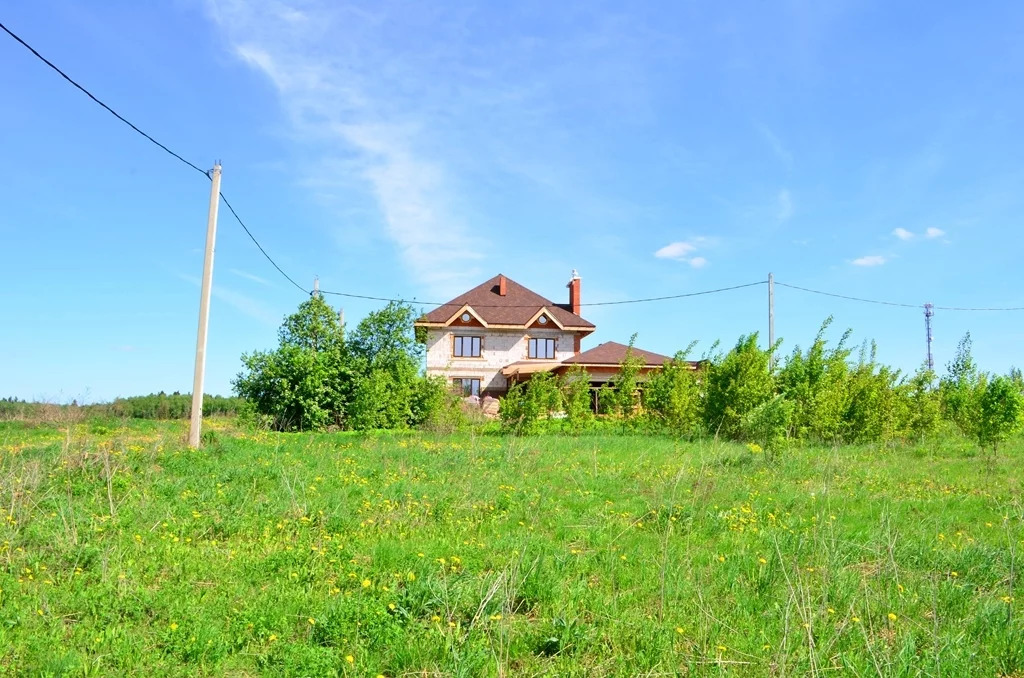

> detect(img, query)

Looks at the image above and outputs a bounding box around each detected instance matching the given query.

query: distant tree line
[0,393,243,420]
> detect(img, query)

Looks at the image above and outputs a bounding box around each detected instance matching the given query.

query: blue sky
[2,0,1023,402]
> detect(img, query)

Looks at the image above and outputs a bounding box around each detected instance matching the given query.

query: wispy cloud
[178,273,278,325]
[654,239,710,268]
[925,227,945,239]
[755,123,794,170]
[229,268,271,285]
[206,1,485,298]
[852,255,886,267]
[654,241,696,260]
[892,227,914,241]
[777,189,793,221]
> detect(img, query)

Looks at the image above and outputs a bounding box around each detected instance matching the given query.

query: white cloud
[654,240,709,268]
[777,189,793,221]
[755,123,794,170]
[229,268,270,285]
[852,255,886,267]
[654,241,697,260]
[925,227,945,239]
[178,273,278,325]
[207,1,485,298]
[892,227,914,241]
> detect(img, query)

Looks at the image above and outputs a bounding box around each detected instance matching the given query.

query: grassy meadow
[0,419,1022,676]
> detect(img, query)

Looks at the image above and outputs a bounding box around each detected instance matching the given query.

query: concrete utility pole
[768,272,775,370]
[924,303,935,370]
[188,164,222,449]
[313,276,320,298]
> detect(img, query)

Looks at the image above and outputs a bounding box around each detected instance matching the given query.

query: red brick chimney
[498,274,507,296]
[567,269,581,315]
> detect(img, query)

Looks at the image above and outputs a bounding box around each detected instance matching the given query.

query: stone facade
[424,327,577,395]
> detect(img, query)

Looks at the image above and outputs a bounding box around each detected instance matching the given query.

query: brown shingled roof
[416,274,595,330]
[561,341,672,367]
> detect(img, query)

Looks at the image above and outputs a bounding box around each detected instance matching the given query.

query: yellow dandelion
[432,615,441,622]
[717,555,725,563]
[268,634,278,642]
[170,622,179,631]
[407,572,416,582]
[950,571,959,578]
[888,612,897,621]
[852,616,861,623]
[675,626,684,634]
[388,603,396,611]
[345,655,354,664]
[362,579,372,588]
[758,557,768,565]
[308,617,316,625]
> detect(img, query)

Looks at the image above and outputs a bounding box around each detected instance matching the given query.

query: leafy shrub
[559,365,593,432]
[742,395,794,457]
[702,333,774,439]
[643,346,701,435]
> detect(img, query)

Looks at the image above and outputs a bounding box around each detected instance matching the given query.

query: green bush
[702,333,775,439]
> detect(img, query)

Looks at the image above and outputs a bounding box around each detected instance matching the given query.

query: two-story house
[415,272,596,397]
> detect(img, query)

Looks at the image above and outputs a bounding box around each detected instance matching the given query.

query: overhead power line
[0,19,311,294]
[319,280,767,308]
[776,281,1024,312]
[0,20,209,178]
[7,21,1024,316]
[218,193,308,294]
[774,282,921,309]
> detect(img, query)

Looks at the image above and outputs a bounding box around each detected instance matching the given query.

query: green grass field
[1,419,1022,676]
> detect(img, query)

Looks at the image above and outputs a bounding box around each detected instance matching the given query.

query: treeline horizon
[0,392,244,420]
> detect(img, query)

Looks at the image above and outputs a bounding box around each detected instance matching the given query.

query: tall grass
[0,420,1021,675]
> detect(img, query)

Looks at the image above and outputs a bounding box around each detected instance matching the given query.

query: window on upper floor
[528,337,556,359]
[452,377,480,397]
[453,335,481,357]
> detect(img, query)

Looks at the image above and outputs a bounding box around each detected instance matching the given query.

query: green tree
[612,336,645,424]
[777,317,851,443]
[940,333,984,437]
[234,296,351,431]
[345,302,424,431]
[559,364,594,432]
[702,333,775,440]
[643,344,701,435]
[742,394,794,458]
[977,376,1024,453]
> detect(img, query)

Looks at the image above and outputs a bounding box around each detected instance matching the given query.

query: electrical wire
[774,282,922,309]
[319,280,766,308]
[776,281,1024,312]
[0,20,209,178]
[6,21,1023,315]
[1,19,311,294]
[218,193,310,295]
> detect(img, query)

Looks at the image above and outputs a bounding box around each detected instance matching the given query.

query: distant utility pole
[313,276,320,298]
[188,163,222,449]
[924,303,935,371]
[768,272,775,370]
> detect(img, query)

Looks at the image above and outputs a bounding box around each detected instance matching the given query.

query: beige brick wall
[425,328,576,392]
